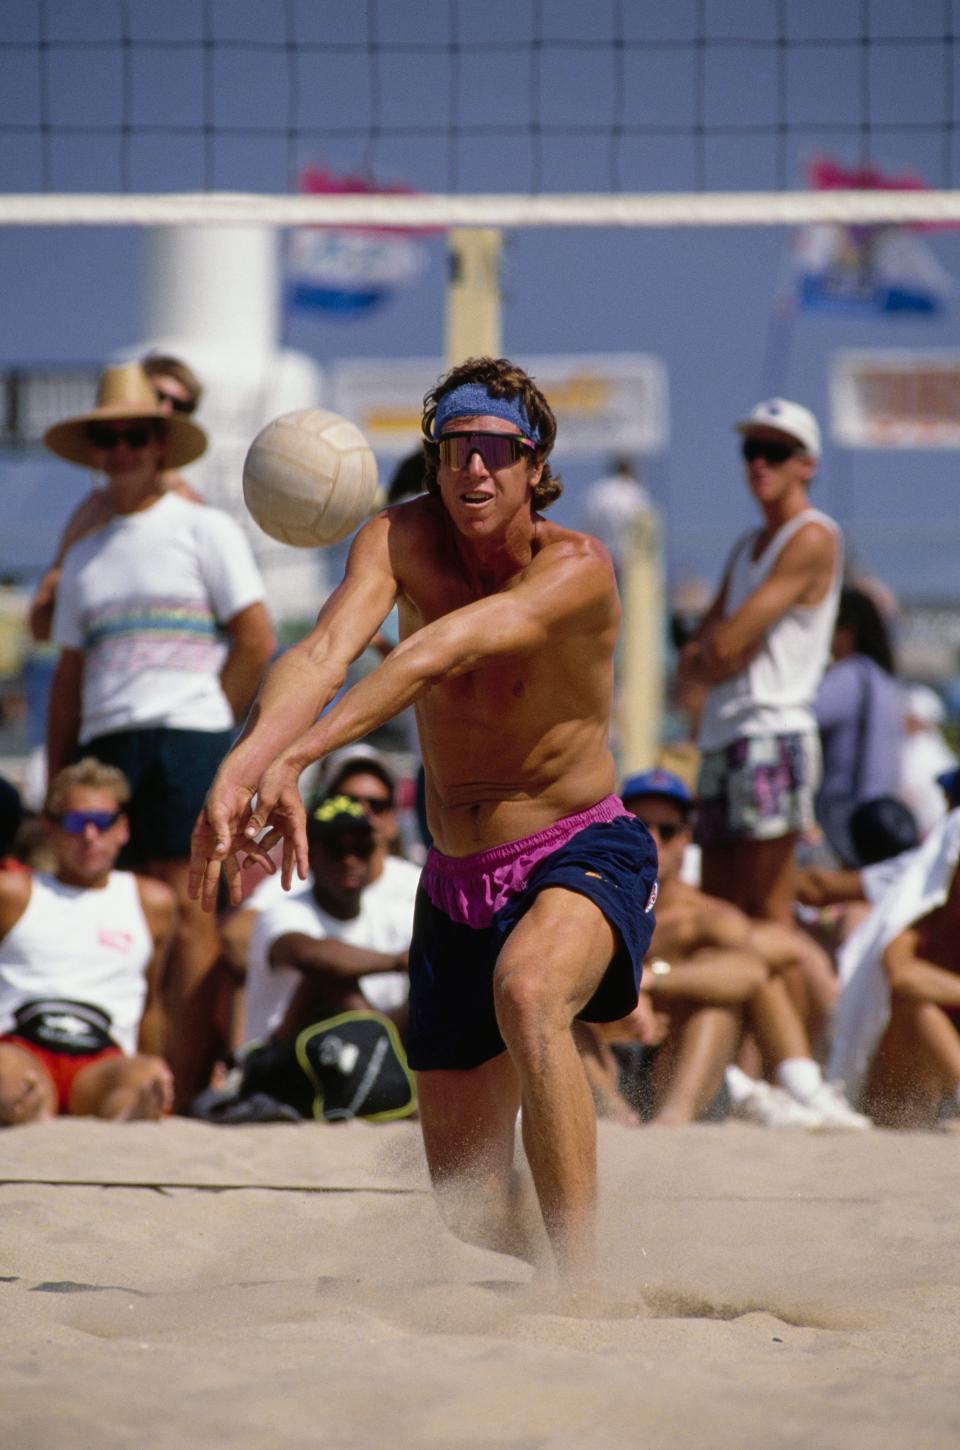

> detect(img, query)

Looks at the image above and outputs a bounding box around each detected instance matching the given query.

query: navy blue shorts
[406,800,658,1072]
[83,725,234,863]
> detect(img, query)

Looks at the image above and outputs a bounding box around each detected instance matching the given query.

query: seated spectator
[795,796,920,956]
[0,759,175,1124]
[29,352,206,644]
[220,745,420,1042]
[615,769,867,1128]
[829,804,960,1126]
[244,796,413,1048]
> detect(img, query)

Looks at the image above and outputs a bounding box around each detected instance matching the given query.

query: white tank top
[698,508,842,751]
[0,871,154,1054]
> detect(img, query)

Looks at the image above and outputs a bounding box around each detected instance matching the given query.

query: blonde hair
[45,758,131,816]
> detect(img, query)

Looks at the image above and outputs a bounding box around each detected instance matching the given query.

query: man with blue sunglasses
[0,758,175,1123]
[191,355,657,1287]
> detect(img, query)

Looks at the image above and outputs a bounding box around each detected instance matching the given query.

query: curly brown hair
[420,356,563,509]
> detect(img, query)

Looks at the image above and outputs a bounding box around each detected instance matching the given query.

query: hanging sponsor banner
[831,351,960,448]
[285,167,432,315]
[331,354,669,456]
[789,158,955,318]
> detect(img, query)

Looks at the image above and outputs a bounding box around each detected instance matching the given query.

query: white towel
[828,808,960,1105]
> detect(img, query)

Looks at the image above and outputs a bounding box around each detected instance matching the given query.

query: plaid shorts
[695,730,820,849]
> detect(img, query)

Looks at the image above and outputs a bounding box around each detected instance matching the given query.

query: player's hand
[188,778,258,912]
[242,757,309,895]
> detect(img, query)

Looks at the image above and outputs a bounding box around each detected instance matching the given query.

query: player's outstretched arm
[243,542,615,842]
[189,515,398,911]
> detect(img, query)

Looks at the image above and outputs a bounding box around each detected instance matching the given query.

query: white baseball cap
[735,398,821,459]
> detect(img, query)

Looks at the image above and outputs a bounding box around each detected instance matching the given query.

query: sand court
[1,1118,958,1449]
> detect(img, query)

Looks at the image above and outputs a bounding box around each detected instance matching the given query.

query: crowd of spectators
[1,367,958,1133]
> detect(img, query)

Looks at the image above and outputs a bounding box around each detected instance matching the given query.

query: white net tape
[3,190,960,228]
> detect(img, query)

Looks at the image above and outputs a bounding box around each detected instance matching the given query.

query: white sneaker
[789,1079,872,1132]
[725,1069,822,1128]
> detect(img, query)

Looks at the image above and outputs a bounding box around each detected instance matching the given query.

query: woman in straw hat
[44,362,277,1108]
[29,355,206,642]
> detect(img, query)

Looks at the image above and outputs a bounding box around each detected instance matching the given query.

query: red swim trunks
[0,1035,122,1114]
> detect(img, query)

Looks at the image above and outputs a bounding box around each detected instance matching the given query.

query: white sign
[831,350,960,448]
[331,354,669,457]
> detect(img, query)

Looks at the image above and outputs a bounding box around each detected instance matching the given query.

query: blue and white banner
[793,223,953,317]
[286,167,432,316]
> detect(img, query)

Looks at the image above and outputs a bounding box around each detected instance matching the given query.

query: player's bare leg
[493,887,618,1282]
[0,1044,57,1124]
[417,1054,543,1265]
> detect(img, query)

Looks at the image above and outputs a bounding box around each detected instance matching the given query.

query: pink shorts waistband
[422,794,630,929]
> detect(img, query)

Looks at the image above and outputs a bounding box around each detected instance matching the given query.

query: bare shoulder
[134,873,177,939]
[777,516,840,569]
[530,519,617,582]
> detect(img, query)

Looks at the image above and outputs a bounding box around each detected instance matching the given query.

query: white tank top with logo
[698,508,843,752]
[0,871,153,1054]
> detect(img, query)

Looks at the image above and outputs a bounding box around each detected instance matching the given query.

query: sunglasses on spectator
[86,424,156,451]
[637,819,684,842]
[741,438,800,466]
[154,389,196,415]
[436,431,535,471]
[50,810,122,835]
[345,793,393,816]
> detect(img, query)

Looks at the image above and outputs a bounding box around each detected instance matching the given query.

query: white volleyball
[242,408,379,547]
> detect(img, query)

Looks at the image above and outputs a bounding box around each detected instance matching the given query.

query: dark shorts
[406,797,658,1072]
[0,1036,122,1114]
[83,725,234,863]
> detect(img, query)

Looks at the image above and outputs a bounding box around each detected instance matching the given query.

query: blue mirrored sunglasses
[437,431,534,470]
[52,810,122,835]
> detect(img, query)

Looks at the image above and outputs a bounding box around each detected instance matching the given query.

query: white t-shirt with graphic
[53,493,266,741]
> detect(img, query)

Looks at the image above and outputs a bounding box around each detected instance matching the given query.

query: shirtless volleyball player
[190,357,657,1279]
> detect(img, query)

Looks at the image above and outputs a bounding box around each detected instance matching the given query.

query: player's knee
[493,959,561,1042]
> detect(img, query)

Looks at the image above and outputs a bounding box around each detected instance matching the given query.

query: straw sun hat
[43,362,207,469]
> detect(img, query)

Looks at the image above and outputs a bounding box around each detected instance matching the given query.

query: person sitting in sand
[0,759,175,1124]
[615,769,868,1129]
[827,803,960,1128]
[243,795,412,1048]
[866,860,960,1128]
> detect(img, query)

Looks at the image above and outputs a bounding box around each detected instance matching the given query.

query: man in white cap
[678,398,842,927]
[43,362,276,1108]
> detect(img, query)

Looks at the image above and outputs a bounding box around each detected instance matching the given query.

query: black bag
[12,998,118,1055]
[241,1010,417,1123]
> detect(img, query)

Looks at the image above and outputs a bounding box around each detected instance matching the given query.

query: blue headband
[432,384,540,443]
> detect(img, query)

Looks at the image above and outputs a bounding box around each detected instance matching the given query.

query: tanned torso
[389,496,619,855]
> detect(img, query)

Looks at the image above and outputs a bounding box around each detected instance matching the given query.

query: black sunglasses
[345,792,393,816]
[741,438,800,466]
[87,424,156,451]
[436,431,535,471]
[154,389,196,415]
[638,819,684,842]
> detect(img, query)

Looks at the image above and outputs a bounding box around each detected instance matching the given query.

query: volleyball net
[1,0,959,228]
